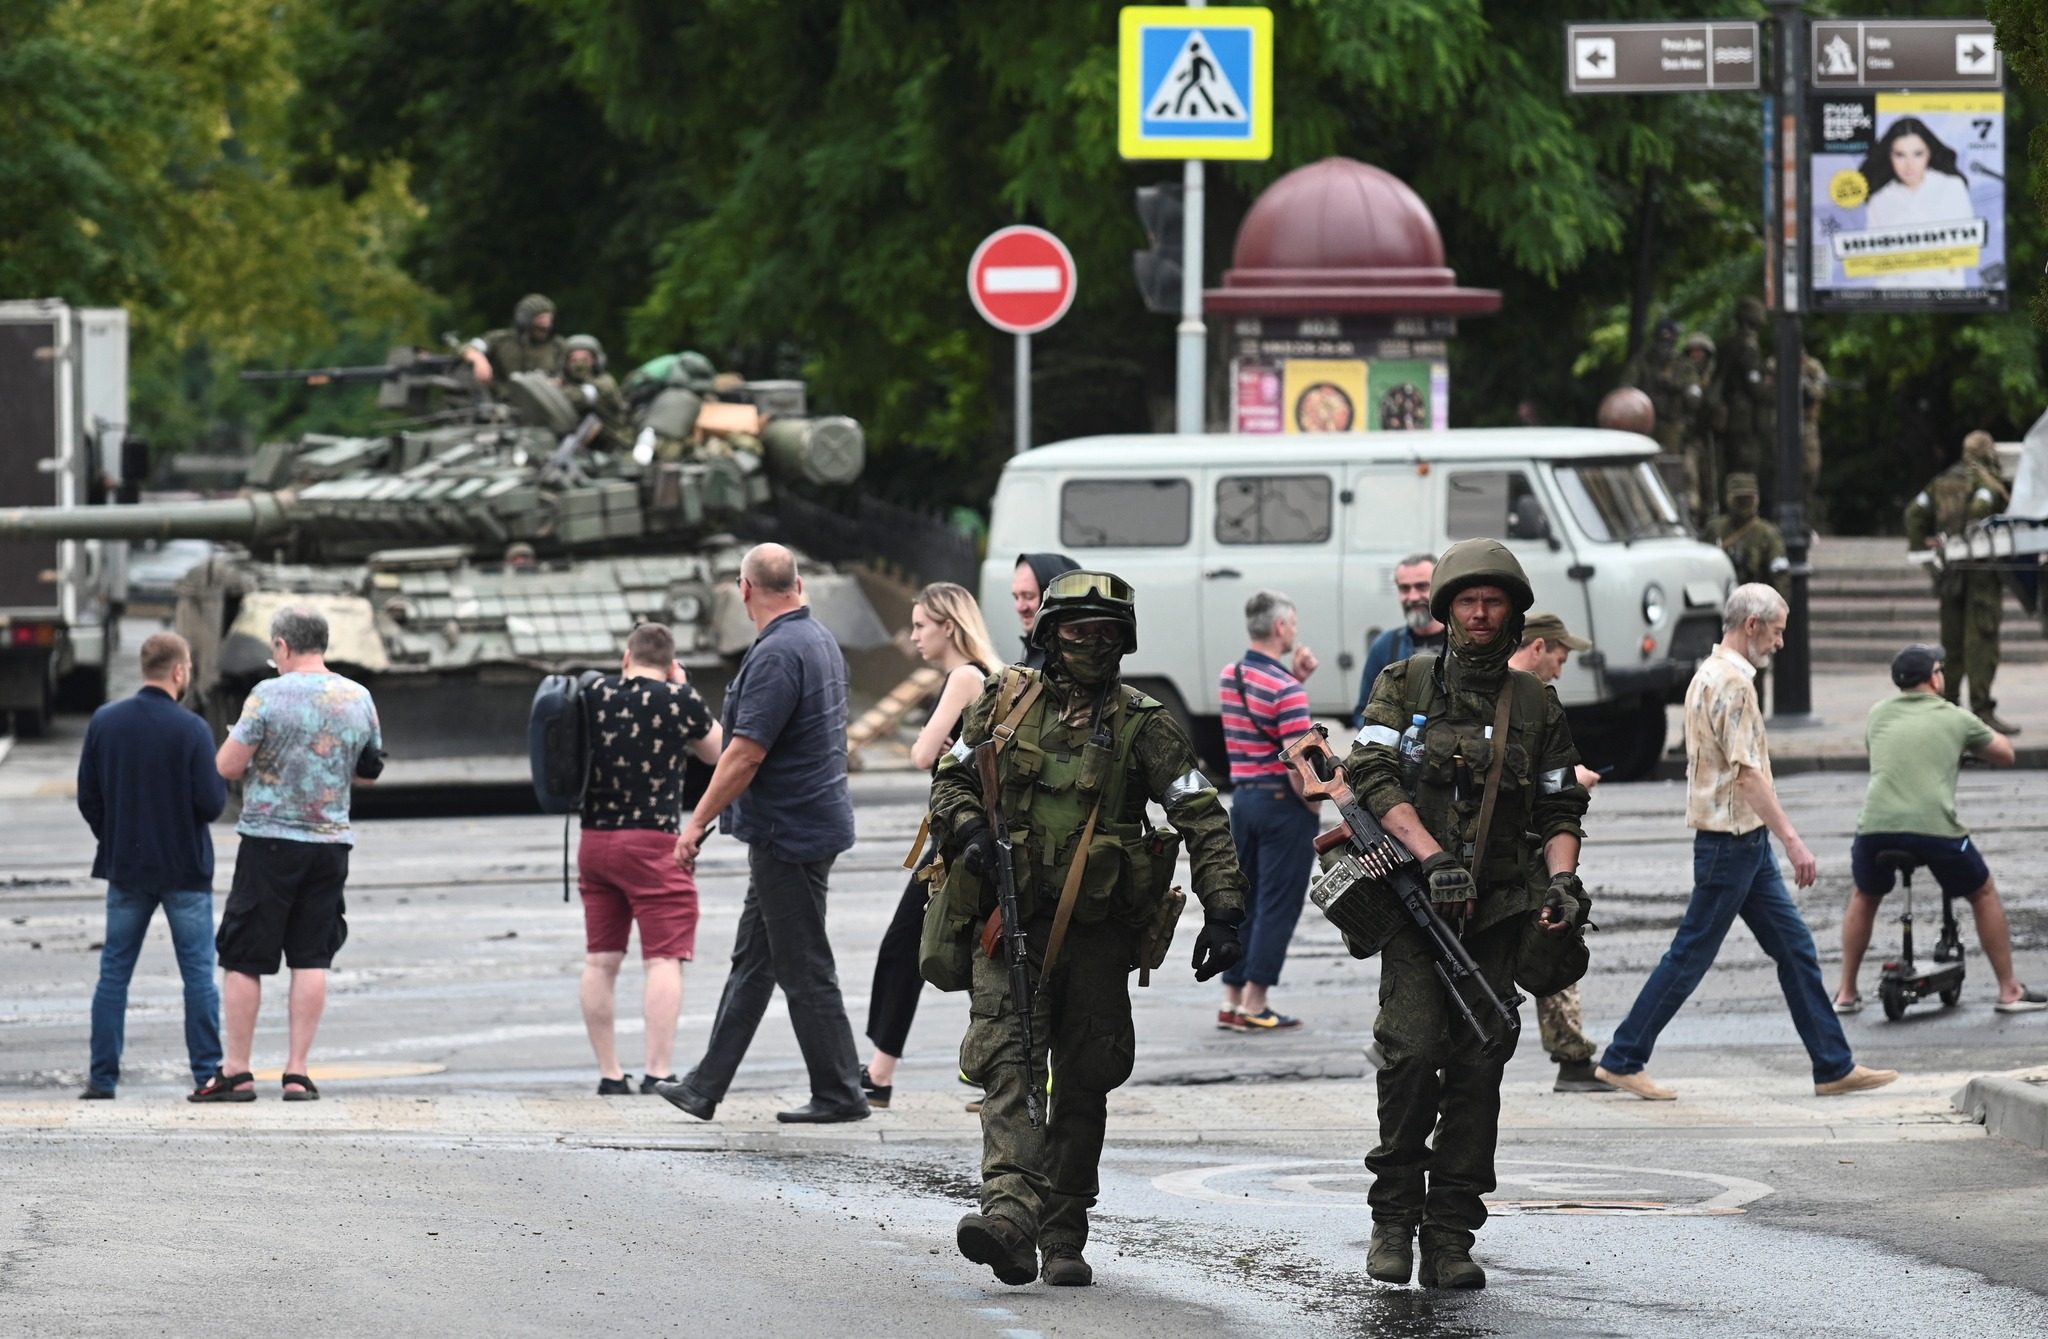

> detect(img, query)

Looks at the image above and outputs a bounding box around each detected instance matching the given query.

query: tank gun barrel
[240,352,466,386]
[0,494,293,543]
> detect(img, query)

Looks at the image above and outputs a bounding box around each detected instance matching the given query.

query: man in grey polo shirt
[657,543,867,1124]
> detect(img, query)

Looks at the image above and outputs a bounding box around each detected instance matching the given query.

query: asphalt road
[5,703,2048,1334]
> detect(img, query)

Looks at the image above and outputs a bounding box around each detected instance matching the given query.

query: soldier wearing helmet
[926,570,1248,1289]
[1906,430,2016,734]
[1344,538,1591,1291]
[462,293,567,386]
[1714,297,1773,480]
[561,334,632,453]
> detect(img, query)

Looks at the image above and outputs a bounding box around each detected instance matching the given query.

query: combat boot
[957,1213,1037,1286]
[1365,1222,1415,1284]
[1039,1243,1093,1286]
[1977,708,2021,737]
[1417,1242,1486,1290]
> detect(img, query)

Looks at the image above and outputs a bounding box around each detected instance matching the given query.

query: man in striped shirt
[1216,590,1320,1031]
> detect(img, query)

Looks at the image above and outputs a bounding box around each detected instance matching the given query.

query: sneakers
[1216,1009,1248,1032]
[1553,1059,1614,1093]
[1366,1222,1414,1284]
[956,1213,1037,1286]
[1594,1066,1676,1100]
[1995,986,2048,1014]
[639,1074,676,1094]
[597,1075,635,1096]
[1237,1008,1301,1031]
[1039,1243,1093,1286]
[1815,1064,1899,1096]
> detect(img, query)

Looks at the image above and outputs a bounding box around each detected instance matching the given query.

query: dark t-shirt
[720,607,855,862]
[581,675,714,833]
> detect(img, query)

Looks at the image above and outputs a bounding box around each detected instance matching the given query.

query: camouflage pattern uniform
[929,583,1246,1279]
[471,293,565,382]
[1716,298,1773,481]
[1682,332,1720,519]
[1536,989,1594,1063]
[1623,320,1707,521]
[1346,540,1590,1273]
[562,334,633,453]
[1906,434,2010,718]
[1706,473,1790,600]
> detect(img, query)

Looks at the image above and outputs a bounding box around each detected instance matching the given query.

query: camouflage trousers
[1536,983,1595,1062]
[1938,570,2004,713]
[1366,916,1524,1251]
[961,915,1137,1251]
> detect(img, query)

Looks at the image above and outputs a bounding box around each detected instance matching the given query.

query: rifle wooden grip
[1278,724,1354,805]
[1314,823,1353,855]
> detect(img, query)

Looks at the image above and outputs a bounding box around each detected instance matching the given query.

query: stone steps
[1808,537,2043,664]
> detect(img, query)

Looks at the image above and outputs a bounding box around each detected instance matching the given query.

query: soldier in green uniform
[462,293,566,386]
[1707,473,1790,600]
[560,334,633,453]
[1907,431,2017,734]
[1683,332,1720,521]
[1348,539,1591,1290]
[1715,298,1773,481]
[927,571,1247,1288]
[1624,319,1708,522]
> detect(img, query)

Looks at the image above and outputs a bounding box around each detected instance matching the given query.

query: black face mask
[1056,632,1123,686]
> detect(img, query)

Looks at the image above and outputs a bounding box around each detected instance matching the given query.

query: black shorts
[216,836,351,974]
[1849,832,1991,900]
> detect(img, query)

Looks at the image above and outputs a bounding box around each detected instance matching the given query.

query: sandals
[1833,994,1864,1015]
[189,1072,257,1103]
[282,1073,320,1102]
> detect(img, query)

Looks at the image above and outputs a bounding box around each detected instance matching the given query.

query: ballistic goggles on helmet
[1043,571,1133,605]
[1033,570,1138,651]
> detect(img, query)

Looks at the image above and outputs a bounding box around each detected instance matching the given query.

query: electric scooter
[1875,849,1966,1021]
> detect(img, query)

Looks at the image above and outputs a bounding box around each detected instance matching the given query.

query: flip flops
[281,1073,320,1102]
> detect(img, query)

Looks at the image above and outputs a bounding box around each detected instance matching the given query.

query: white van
[981,428,1736,780]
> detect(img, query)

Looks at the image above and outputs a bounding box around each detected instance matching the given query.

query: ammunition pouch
[1513,912,1590,998]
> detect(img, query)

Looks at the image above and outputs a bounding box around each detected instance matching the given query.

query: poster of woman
[1809,93,2005,311]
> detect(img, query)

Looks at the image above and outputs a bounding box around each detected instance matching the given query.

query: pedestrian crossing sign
[1119,6,1273,160]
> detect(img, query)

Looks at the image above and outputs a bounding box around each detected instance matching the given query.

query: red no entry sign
[968,226,1077,335]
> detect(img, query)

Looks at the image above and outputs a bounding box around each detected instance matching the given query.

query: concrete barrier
[1952,1073,2048,1152]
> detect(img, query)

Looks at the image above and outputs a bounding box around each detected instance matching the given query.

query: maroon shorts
[577,827,699,960]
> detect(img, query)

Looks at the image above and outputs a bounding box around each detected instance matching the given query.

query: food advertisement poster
[1281,359,1367,433]
[1809,92,2005,312]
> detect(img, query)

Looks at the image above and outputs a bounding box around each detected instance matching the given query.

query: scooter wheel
[1940,984,1963,1007]
[1880,983,1908,1021]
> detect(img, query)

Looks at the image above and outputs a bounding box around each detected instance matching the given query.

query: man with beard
[1354,552,1446,727]
[928,570,1247,1287]
[1347,539,1591,1290]
[1595,584,1899,1102]
[461,293,567,386]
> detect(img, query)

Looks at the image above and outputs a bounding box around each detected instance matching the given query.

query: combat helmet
[1030,569,1138,652]
[513,293,556,329]
[564,333,607,372]
[1429,538,1534,624]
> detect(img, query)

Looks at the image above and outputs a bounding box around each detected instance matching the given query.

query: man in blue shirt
[1354,552,1446,726]
[659,543,868,1124]
[77,633,228,1099]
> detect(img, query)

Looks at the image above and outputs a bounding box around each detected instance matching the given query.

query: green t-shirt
[1857,691,1995,838]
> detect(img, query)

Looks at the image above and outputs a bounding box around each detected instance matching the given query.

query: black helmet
[1429,538,1534,624]
[1030,569,1137,652]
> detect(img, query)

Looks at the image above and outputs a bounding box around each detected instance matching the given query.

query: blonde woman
[861,583,1003,1108]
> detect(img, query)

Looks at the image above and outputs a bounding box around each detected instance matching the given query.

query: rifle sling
[905,671,1042,872]
[1039,799,1100,979]
[1468,678,1516,892]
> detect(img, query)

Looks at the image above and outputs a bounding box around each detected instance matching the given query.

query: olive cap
[1725,472,1760,499]
[1521,611,1590,652]
[1030,569,1137,652]
[1429,538,1534,623]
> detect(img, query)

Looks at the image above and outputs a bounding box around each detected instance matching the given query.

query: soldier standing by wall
[1707,474,1790,600]
[1623,319,1706,521]
[1347,540,1592,1290]
[1906,431,2017,735]
[927,571,1247,1288]
[1715,298,1773,483]
[1682,332,1720,517]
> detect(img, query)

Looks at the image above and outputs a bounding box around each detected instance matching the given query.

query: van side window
[1060,478,1192,547]
[1447,471,1547,541]
[1214,475,1333,545]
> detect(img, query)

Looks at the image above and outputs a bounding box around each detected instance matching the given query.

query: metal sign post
[967,226,1078,455]
[1769,0,1815,723]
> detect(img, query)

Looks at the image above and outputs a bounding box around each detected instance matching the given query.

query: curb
[1651,745,2048,782]
[1951,1074,2048,1151]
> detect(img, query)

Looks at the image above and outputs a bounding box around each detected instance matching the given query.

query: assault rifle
[1279,724,1523,1058]
[976,742,1041,1128]
[238,350,468,386]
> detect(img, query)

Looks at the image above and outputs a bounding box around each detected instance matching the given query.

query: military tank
[0,349,890,759]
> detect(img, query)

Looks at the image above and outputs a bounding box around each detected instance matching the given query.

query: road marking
[1152,1157,1773,1215]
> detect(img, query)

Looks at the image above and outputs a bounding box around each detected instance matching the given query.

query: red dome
[1207,157,1500,317]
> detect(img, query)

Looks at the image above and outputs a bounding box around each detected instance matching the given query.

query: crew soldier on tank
[461,293,567,386]
[561,334,633,453]
[1347,539,1591,1290]
[1907,431,2017,735]
[1707,473,1790,601]
[927,571,1247,1288]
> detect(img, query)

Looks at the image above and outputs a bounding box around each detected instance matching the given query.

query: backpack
[528,670,604,902]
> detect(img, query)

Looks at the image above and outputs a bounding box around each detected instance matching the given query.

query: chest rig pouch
[1400,654,1548,895]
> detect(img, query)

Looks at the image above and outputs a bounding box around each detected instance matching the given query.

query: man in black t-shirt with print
[578,622,720,1094]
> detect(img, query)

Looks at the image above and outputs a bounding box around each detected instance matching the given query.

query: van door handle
[1205,567,1241,580]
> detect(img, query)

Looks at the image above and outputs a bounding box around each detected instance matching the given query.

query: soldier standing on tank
[1708,474,1790,600]
[1348,540,1591,1290]
[1907,431,2017,734]
[928,571,1247,1288]
[461,293,567,386]
[1716,298,1773,482]
[561,334,633,453]
[1624,319,1707,521]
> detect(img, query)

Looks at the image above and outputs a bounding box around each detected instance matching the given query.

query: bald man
[657,544,868,1124]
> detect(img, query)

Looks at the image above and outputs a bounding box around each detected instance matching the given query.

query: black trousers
[867,871,927,1058]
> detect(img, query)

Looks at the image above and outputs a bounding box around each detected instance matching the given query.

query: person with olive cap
[1346,540,1593,1290]
[927,570,1247,1289]
[1907,430,2017,734]
[462,293,567,385]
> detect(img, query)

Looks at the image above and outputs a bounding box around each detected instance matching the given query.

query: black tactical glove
[953,817,995,880]
[1418,850,1474,905]
[1541,871,1589,935]
[1191,908,1244,982]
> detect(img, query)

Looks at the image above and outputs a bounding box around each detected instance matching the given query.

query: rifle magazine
[1310,855,1407,957]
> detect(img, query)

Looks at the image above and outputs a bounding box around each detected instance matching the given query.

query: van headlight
[1642,582,1667,626]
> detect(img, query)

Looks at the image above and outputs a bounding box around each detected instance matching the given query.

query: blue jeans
[89,887,222,1091]
[1601,829,1854,1085]
[1221,783,1320,989]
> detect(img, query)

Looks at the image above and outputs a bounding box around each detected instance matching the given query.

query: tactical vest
[1399,654,1554,896]
[988,668,1162,926]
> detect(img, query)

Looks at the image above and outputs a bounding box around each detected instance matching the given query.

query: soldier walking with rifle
[1340,539,1593,1290]
[925,571,1247,1288]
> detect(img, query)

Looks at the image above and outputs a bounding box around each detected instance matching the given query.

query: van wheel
[1568,696,1667,783]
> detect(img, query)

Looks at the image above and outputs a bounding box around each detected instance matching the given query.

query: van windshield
[1552,460,1689,543]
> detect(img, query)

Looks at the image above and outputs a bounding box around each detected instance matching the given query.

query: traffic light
[1132,183,1184,315]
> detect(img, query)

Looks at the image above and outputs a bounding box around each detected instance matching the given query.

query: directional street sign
[1811,19,2002,90]
[1119,6,1273,160]
[1564,21,1760,95]
[968,226,1076,335]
